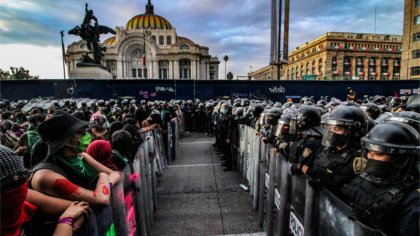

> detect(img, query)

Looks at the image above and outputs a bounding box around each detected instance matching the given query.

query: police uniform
[306,147,363,195]
[218,113,233,170]
[342,177,420,236]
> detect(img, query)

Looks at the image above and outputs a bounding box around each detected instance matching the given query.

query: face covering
[361,159,395,184]
[221,108,229,115]
[322,130,348,148]
[73,133,92,153]
[1,182,37,236]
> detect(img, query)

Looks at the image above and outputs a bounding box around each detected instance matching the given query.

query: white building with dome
[66,0,220,80]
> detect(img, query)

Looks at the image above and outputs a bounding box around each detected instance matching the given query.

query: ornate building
[252,32,403,81]
[401,0,420,80]
[67,0,220,80]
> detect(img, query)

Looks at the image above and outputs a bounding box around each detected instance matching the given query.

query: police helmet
[321,105,367,148]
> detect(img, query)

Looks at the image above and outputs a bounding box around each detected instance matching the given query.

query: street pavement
[151,132,263,236]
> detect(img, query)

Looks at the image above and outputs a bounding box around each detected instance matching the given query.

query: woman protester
[30,111,120,207]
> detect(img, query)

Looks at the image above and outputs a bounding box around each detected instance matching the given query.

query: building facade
[252,32,403,81]
[67,0,220,80]
[286,32,402,81]
[401,0,420,80]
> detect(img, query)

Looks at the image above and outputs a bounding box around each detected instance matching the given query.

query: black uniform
[306,147,362,196]
[342,177,420,236]
[218,113,233,170]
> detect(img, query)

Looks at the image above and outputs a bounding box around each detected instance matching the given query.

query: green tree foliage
[0,67,39,80]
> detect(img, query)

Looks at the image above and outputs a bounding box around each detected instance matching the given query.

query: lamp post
[223,55,229,79]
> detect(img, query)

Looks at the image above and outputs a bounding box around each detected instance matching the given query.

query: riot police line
[223,96,420,236]
[74,120,182,236]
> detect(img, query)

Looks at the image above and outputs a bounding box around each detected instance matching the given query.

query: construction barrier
[235,125,386,236]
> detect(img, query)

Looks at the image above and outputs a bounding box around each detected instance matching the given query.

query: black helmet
[405,102,420,113]
[360,103,381,120]
[265,108,283,125]
[321,105,367,148]
[274,112,293,137]
[289,105,322,136]
[234,107,245,117]
[360,122,420,184]
[251,104,264,118]
[97,99,105,107]
[121,99,129,107]
[273,102,282,108]
[387,111,420,131]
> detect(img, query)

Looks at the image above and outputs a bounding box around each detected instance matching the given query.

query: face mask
[322,130,348,148]
[73,133,92,153]
[221,108,229,114]
[361,159,395,184]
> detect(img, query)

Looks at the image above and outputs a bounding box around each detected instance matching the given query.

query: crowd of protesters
[1,89,419,235]
[0,99,181,236]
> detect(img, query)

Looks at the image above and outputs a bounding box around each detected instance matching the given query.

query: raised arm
[31,169,113,207]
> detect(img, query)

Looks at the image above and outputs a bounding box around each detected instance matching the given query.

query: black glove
[290,163,302,176]
[308,178,322,190]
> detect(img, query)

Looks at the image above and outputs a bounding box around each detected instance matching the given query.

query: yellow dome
[126,14,172,30]
[102,36,117,46]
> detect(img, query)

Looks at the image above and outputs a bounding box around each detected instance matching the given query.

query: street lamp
[223,55,229,79]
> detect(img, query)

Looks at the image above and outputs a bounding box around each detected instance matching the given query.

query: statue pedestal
[69,65,113,80]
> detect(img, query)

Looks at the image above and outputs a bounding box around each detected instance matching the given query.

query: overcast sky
[0,0,404,79]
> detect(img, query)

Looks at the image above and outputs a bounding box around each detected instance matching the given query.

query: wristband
[58,217,73,226]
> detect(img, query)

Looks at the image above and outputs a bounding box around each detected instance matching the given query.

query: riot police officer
[302,105,367,195]
[218,102,234,171]
[273,112,296,160]
[260,108,282,145]
[342,122,420,236]
[288,105,323,174]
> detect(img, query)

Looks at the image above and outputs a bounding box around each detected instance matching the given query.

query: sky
[0,0,404,79]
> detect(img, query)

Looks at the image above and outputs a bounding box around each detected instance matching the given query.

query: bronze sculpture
[69,3,115,66]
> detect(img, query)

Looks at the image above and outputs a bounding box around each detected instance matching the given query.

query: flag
[394,90,399,98]
[142,35,146,66]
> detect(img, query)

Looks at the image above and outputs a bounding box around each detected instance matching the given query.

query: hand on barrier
[308,178,322,190]
[290,163,302,175]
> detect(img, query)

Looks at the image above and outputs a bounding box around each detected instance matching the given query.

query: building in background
[252,32,402,81]
[67,0,219,80]
[400,0,420,80]
[286,32,402,81]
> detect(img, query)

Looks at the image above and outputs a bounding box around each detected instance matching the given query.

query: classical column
[351,57,356,78]
[117,57,123,79]
[389,58,394,80]
[174,60,180,79]
[376,57,382,80]
[153,60,159,79]
[169,60,173,79]
[364,58,369,80]
[191,60,197,80]
[206,61,209,80]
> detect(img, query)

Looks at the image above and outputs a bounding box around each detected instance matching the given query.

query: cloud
[0,0,404,80]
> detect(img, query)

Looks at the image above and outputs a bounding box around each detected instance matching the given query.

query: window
[411,67,420,76]
[144,68,148,79]
[413,32,420,42]
[132,68,136,78]
[159,60,169,79]
[416,0,420,8]
[179,44,190,50]
[159,36,164,45]
[167,36,172,45]
[179,59,191,79]
[152,35,156,42]
[138,69,142,78]
[413,50,420,59]
[415,15,420,25]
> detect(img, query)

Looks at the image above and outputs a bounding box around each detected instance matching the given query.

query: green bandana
[26,124,40,152]
[74,133,92,153]
[112,150,129,164]
[53,154,97,181]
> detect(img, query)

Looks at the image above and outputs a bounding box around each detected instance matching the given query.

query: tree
[227,71,234,80]
[0,67,39,80]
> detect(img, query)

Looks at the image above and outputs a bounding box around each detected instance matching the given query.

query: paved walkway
[151,132,263,236]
